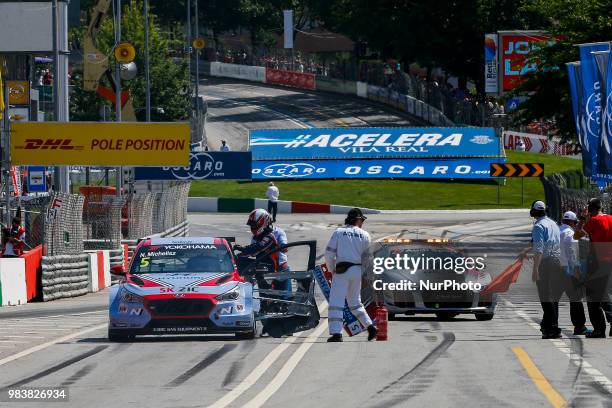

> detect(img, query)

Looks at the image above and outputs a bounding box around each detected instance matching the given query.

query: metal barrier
[541,171,603,223]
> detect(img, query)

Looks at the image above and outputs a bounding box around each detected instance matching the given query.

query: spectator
[2,217,26,258]
[220,140,230,152]
[574,198,612,338]
[516,139,526,152]
[266,182,279,222]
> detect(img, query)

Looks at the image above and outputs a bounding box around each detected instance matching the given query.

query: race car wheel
[108,328,135,342]
[475,313,494,321]
[235,314,257,340]
[435,312,459,321]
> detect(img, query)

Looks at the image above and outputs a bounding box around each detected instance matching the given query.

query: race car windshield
[131,244,234,274]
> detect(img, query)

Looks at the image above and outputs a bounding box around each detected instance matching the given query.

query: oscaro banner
[11,122,190,166]
[484,34,499,94]
[134,152,252,181]
[251,158,500,180]
[249,127,500,160]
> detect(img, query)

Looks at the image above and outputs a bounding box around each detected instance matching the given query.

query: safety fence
[0,182,191,303]
[541,170,602,223]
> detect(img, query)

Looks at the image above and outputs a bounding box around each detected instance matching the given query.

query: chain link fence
[82,194,125,251]
[45,193,85,256]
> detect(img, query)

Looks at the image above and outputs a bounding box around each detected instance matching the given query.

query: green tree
[70,0,189,122]
[512,0,612,142]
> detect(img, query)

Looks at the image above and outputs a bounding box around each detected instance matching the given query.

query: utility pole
[114,0,122,197]
[52,0,70,193]
[144,0,151,122]
[194,0,199,122]
[2,69,10,225]
[186,0,191,102]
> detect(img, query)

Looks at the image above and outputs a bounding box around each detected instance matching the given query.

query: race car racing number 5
[140,257,150,268]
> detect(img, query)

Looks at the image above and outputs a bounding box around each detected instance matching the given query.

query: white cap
[563,211,577,221]
[532,201,546,211]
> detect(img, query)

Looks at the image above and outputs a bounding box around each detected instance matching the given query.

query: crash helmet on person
[247,208,273,237]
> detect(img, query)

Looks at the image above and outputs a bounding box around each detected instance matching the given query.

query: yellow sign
[114,42,136,63]
[192,37,206,50]
[7,80,29,105]
[11,122,190,166]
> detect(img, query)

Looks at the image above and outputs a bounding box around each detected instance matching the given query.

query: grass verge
[189,151,582,210]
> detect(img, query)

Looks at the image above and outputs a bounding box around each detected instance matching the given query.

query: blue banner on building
[251,158,501,180]
[249,127,501,160]
[567,62,591,177]
[134,152,252,181]
[579,42,610,179]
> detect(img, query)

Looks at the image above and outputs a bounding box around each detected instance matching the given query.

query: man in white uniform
[266,182,280,222]
[325,208,377,342]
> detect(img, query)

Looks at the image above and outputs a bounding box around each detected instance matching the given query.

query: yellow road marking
[512,347,566,408]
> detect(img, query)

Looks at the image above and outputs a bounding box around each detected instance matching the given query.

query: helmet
[247,209,272,236]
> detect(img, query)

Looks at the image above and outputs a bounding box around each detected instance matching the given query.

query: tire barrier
[41,254,90,302]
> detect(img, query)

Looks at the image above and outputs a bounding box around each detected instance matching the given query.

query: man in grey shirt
[530,200,562,339]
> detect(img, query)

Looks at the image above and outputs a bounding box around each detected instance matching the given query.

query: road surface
[200,77,415,151]
[1,212,612,408]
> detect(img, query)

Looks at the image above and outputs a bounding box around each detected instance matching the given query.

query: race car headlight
[121,289,144,303]
[215,286,240,302]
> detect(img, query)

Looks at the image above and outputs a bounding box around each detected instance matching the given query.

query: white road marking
[0,335,44,339]
[0,323,107,367]
[243,319,329,408]
[504,299,612,393]
[207,303,328,408]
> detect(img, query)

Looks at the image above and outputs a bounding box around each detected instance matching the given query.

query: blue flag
[567,62,591,177]
[593,50,612,179]
[578,42,610,179]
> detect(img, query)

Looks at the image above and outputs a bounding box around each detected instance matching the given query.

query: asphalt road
[201,77,415,151]
[2,212,612,408]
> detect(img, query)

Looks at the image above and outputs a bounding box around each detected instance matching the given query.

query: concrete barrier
[188,197,380,214]
[0,258,27,306]
[210,62,266,83]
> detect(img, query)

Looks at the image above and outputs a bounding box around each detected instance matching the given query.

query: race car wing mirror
[111,265,126,275]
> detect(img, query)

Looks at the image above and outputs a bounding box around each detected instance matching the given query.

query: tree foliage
[71,0,189,122]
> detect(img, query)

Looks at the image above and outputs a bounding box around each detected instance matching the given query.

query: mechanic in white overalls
[325,208,377,342]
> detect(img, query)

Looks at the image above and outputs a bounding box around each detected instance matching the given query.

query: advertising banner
[500,32,554,92]
[27,166,46,192]
[485,34,499,94]
[134,152,252,181]
[251,158,499,180]
[503,130,577,156]
[578,42,610,179]
[250,127,501,160]
[210,62,266,83]
[567,62,591,176]
[265,68,315,90]
[283,10,293,49]
[11,122,190,166]
[592,50,612,179]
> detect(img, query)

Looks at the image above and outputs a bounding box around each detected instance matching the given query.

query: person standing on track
[325,208,377,342]
[220,140,231,152]
[559,211,590,335]
[266,182,279,223]
[574,198,612,338]
[530,200,562,339]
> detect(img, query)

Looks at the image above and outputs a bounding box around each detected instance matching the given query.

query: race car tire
[108,328,135,342]
[235,314,257,340]
[475,313,494,321]
[435,312,459,320]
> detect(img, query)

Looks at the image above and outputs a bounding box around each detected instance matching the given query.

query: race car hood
[124,272,240,295]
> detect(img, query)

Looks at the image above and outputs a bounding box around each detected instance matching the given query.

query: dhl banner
[11,122,190,166]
